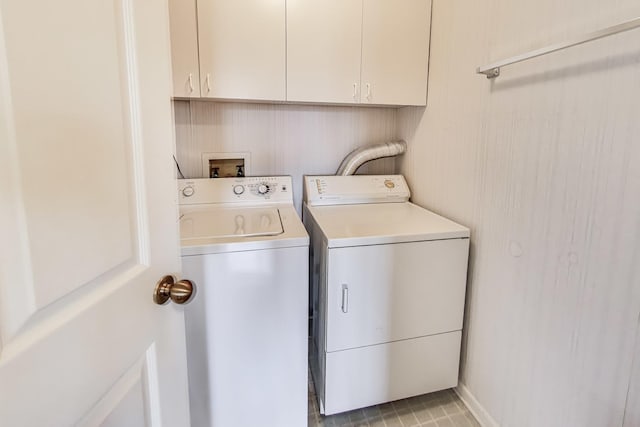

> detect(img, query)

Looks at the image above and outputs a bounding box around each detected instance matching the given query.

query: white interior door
[0,0,190,426]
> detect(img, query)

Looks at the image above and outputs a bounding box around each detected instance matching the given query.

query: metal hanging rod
[477,16,640,79]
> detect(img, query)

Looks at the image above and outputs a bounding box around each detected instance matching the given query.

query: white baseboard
[454,383,499,427]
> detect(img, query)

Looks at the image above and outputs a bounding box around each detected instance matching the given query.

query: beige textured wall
[173,100,398,211]
[399,1,640,426]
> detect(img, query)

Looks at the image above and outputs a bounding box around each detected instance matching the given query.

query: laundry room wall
[173,101,398,211]
[398,0,640,426]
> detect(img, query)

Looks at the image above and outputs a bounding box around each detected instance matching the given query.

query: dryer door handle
[341,284,349,313]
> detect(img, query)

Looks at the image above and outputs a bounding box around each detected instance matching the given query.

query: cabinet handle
[206,73,211,93]
[366,83,371,101]
[352,83,357,101]
[188,73,194,93]
[341,284,349,313]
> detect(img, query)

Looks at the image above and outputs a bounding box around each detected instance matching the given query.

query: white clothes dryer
[303,175,470,416]
[178,177,309,427]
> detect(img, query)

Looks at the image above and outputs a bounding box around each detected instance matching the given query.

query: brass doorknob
[154,275,194,305]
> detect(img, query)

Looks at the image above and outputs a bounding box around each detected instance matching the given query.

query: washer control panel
[182,185,195,197]
[178,176,293,205]
[233,184,245,195]
[304,175,410,206]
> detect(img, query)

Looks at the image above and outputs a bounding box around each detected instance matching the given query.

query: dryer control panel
[304,175,410,206]
[178,176,293,205]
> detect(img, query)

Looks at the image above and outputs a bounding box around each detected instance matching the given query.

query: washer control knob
[258,184,269,194]
[182,186,194,197]
[233,185,245,195]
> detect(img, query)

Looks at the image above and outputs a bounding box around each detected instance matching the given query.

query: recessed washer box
[201,151,251,178]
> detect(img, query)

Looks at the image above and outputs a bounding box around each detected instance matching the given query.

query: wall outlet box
[201,152,251,178]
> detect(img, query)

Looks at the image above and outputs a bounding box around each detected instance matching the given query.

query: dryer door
[325,238,469,352]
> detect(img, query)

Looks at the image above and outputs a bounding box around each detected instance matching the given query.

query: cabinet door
[361,0,431,106]
[169,0,200,97]
[197,0,285,101]
[287,0,363,104]
[326,239,469,352]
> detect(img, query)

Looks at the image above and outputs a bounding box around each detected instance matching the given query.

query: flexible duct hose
[336,140,407,175]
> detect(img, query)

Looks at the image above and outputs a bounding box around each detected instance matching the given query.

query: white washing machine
[303,175,470,415]
[178,176,309,427]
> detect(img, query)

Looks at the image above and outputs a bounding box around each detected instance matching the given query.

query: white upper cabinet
[286,0,363,104]
[361,0,431,106]
[287,0,431,106]
[169,0,200,97]
[167,0,430,106]
[197,0,286,101]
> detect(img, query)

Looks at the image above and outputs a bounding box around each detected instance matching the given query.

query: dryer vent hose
[336,140,407,176]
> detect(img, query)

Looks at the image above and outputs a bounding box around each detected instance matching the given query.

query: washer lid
[180,207,283,240]
[179,205,308,256]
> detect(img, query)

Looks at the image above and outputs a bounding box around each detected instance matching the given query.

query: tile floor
[308,374,480,427]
